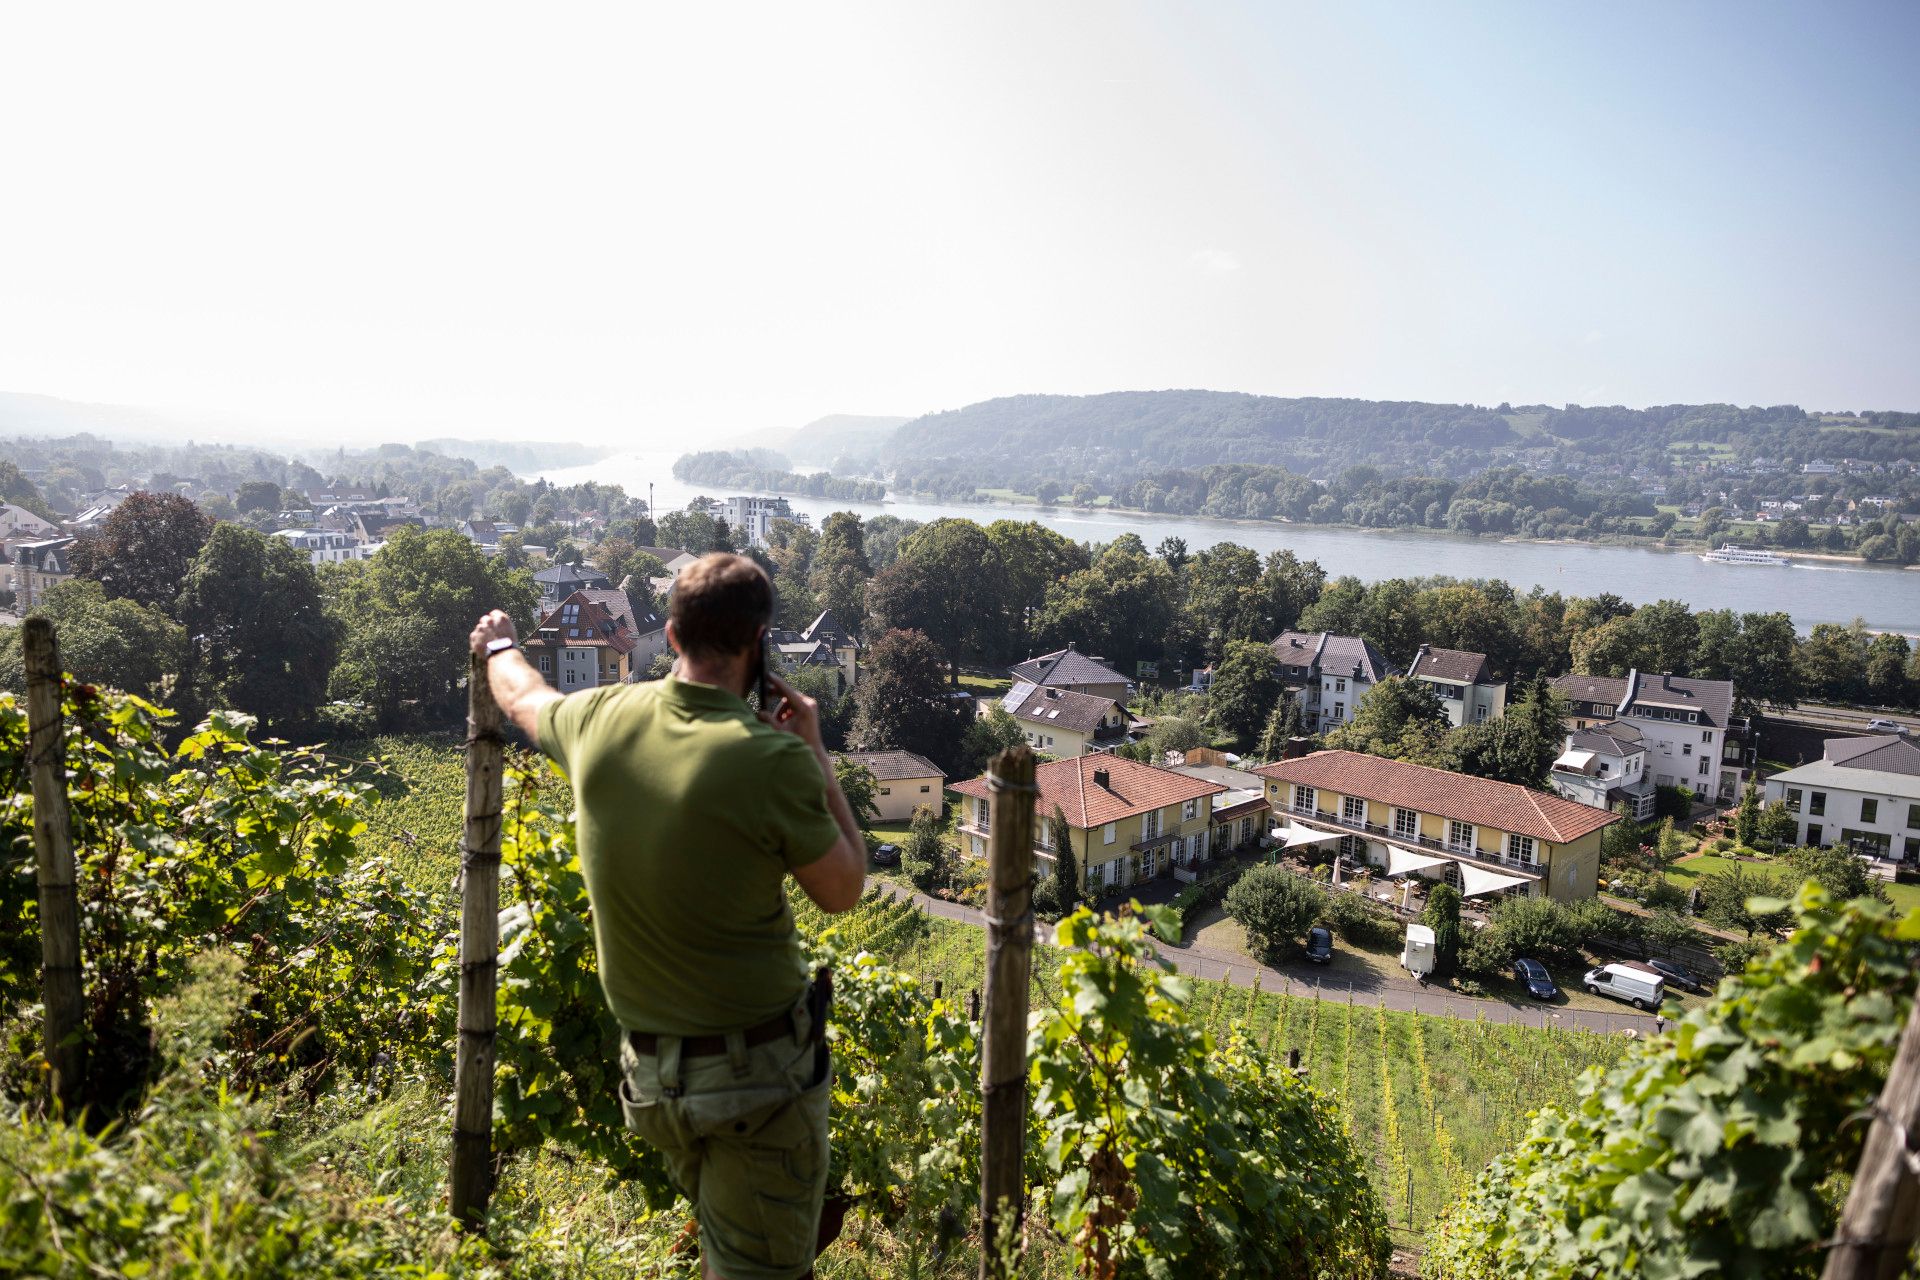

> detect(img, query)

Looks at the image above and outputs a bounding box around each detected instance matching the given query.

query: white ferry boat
[1698,544,1791,567]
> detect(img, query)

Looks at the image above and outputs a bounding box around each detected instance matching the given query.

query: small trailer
[1401,923,1435,978]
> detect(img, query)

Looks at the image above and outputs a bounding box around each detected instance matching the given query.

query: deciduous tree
[177,525,337,730]
[68,490,214,612]
[0,579,187,701]
[849,628,964,771]
[1207,640,1287,745]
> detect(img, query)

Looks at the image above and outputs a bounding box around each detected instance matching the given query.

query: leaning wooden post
[979,745,1036,1279]
[24,618,83,1114]
[449,652,505,1226]
[1821,998,1920,1280]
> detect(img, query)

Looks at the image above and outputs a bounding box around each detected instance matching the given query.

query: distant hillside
[722,413,910,466]
[878,390,1920,488]
[881,391,1516,484]
[0,390,212,445]
[413,437,612,474]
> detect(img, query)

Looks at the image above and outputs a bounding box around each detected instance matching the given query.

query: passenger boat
[1698,544,1791,566]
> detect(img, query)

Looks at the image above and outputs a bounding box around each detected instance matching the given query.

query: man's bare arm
[762,671,867,914]
[470,610,561,743]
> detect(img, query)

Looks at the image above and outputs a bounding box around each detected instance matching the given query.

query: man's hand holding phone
[759,670,826,757]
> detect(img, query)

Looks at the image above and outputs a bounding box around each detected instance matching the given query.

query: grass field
[954,672,1011,695]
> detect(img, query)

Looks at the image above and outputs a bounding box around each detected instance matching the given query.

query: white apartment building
[1551,669,1748,803]
[272,529,382,565]
[714,496,796,549]
[1763,734,1920,866]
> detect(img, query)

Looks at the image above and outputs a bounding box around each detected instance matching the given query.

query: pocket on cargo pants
[617,1045,701,1200]
[692,1046,832,1280]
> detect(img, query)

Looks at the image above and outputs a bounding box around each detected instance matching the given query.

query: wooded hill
[875,390,1920,488]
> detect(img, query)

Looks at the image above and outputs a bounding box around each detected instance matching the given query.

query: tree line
[16,495,1920,767]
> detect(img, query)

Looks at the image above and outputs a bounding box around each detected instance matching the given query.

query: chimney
[1282,736,1314,760]
[1092,767,1111,790]
[1066,641,1077,652]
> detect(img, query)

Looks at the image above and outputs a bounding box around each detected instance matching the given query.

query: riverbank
[542,449,1920,630]
[889,485,1879,567]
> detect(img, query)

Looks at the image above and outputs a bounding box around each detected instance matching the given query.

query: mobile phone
[756,631,774,710]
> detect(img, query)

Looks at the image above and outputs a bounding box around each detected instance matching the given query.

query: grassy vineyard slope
[371,732,1630,1245]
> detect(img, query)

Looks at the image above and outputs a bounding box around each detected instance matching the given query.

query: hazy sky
[2,2,1916,446]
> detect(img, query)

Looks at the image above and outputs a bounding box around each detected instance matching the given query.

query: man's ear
[665,619,683,655]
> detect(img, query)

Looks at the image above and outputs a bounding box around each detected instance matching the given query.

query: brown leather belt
[628,969,832,1060]
[627,1008,799,1059]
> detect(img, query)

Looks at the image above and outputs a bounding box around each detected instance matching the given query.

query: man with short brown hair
[471,551,866,1280]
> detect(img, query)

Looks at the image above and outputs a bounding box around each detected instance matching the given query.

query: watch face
[487,638,515,654]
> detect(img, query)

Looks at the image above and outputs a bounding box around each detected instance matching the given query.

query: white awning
[1386,846,1453,877]
[1269,823,1343,848]
[1553,748,1596,772]
[1458,863,1534,898]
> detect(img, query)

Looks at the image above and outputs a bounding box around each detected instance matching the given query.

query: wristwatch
[484,637,517,659]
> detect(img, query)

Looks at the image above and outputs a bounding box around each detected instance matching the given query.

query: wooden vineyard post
[978,745,1036,1280]
[24,619,83,1113]
[449,653,505,1225]
[1821,998,1920,1280]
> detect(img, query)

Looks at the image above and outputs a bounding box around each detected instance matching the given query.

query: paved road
[873,882,1665,1037]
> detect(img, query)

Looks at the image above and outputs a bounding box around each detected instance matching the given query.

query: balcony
[1280,805,1545,881]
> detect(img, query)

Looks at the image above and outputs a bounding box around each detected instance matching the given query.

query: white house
[1406,644,1507,727]
[1550,723,1657,819]
[1550,670,1748,802]
[1269,631,1393,733]
[1763,734,1920,866]
[0,503,59,538]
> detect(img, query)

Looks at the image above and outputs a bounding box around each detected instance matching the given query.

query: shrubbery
[1224,863,1323,960]
[1428,885,1918,1279]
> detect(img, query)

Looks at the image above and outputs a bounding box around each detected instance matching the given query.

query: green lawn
[1664,851,1920,914]
[1882,879,1920,914]
[954,672,1011,696]
[1663,852,1758,888]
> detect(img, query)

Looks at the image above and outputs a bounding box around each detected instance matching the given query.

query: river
[541,450,1920,634]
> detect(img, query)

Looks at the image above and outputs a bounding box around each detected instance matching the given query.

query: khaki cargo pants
[618,995,831,1280]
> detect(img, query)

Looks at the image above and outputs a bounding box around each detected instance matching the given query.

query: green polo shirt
[536,676,840,1037]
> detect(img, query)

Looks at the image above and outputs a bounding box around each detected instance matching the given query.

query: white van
[1582,963,1665,1011]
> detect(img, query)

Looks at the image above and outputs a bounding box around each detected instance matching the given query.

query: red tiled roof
[952,753,1223,830]
[528,591,637,655]
[1251,750,1618,844]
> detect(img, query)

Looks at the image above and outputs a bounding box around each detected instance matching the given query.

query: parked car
[1305,925,1333,964]
[1643,958,1703,993]
[1866,717,1907,734]
[1583,962,1665,1011]
[871,842,900,867]
[1514,958,1559,1001]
